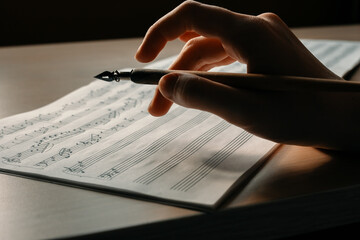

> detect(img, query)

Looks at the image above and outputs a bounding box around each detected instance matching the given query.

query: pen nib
[94,71,118,82]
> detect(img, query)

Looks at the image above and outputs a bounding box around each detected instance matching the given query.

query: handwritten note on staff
[0,39,359,209]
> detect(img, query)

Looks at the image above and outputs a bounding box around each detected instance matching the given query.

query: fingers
[147,36,236,116]
[135,0,243,62]
[148,87,174,116]
[157,73,263,128]
[170,36,235,70]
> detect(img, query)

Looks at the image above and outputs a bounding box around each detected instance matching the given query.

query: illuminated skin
[136,0,359,151]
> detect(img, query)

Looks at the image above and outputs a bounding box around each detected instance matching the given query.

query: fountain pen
[94,68,360,92]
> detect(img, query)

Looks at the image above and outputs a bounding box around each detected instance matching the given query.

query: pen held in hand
[94,68,360,92]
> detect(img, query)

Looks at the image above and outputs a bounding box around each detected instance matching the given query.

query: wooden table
[1,25,360,239]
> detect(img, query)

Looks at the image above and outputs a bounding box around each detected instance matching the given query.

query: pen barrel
[130,69,258,87]
[130,69,250,85]
[130,69,169,84]
[130,69,360,92]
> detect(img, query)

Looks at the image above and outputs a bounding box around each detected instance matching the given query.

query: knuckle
[173,74,191,106]
[174,74,200,107]
[242,13,279,37]
[180,0,200,11]
[147,24,157,35]
[177,0,205,25]
[258,12,283,24]
[184,37,199,49]
[181,38,204,65]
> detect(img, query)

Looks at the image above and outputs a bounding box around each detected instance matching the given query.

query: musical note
[98,168,119,180]
[59,148,73,158]
[34,110,148,169]
[30,142,53,153]
[2,156,21,163]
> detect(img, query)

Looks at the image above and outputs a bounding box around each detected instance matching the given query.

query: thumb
[158,72,243,119]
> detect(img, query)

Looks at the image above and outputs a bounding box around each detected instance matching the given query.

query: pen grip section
[131,69,170,84]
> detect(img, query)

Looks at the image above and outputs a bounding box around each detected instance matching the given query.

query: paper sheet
[0,39,359,209]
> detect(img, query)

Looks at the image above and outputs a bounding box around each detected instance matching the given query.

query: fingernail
[159,73,179,100]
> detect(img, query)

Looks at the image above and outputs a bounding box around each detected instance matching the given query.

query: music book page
[0,39,359,209]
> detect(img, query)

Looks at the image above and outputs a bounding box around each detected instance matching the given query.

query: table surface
[1,25,360,239]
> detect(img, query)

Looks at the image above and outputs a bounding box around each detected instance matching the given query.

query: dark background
[1,0,359,46]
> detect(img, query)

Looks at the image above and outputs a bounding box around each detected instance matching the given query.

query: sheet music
[0,39,359,209]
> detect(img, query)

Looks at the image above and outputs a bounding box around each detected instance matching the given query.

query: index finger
[135,1,246,62]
